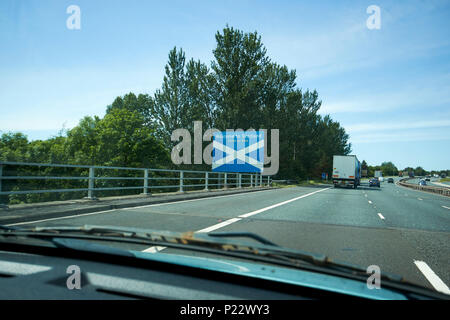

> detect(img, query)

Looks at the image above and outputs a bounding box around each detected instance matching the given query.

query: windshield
[0,0,449,300]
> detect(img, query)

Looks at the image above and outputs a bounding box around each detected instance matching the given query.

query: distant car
[418,180,427,186]
[425,178,430,181]
[387,178,394,183]
[369,178,380,187]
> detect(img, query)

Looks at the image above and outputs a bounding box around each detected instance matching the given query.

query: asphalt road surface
[10,177,450,294]
[407,177,450,188]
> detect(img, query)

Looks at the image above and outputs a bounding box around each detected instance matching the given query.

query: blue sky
[1,0,449,170]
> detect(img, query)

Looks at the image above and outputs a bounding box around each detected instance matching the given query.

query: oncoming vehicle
[387,178,394,183]
[369,177,381,188]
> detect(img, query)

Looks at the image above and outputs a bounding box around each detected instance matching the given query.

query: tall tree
[152,47,189,146]
[65,116,101,165]
[414,166,426,176]
[381,161,398,176]
[185,59,216,129]
[361,160,368,170]
[106,93,155,128]
[211,26,269,130]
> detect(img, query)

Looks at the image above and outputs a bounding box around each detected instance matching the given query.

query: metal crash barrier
[398,178,450,197]
[0,161,272,207]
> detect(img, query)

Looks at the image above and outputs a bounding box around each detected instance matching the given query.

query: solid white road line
[142,246,167,253]
[238,187,331,218]
[432,181,450,188]
[142,218,243,254]
[6,189,274,227]
[196,218,242,233]
[123,188,273,210]
[441,206,450,210]
[377,213,385,220]
[143,187,331,253]
[414,260,450,295]
[6,209,117,227]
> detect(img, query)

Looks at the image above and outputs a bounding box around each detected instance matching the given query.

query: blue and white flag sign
[212,131,264,173]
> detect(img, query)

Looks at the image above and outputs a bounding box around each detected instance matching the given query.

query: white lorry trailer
[332,155,361,189]
[374,170,384,182]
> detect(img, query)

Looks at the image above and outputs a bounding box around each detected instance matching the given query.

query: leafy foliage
[1,26,357,204]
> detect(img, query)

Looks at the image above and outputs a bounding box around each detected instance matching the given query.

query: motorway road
[9,177,450,295]
[408,177,450,188]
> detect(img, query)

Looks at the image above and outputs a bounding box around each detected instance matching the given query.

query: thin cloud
[319,79,450,114]
[346,120,450,133]
[350,131,450,144]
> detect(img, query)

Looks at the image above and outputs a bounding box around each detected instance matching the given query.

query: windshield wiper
[207,231,279,246]
[0,225,397,279]
[0,224,446,298]
[0,225,346,268]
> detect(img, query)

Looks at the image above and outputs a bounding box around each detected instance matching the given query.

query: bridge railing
[0,161,271,206]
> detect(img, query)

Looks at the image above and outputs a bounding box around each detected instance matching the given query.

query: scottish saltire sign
[212,131,264,173]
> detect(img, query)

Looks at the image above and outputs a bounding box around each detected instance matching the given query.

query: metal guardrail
[398,178,450,197]
[0,161,271,206]
[271,179,299,185]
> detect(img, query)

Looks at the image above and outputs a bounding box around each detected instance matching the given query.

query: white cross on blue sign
[212,131,264,173]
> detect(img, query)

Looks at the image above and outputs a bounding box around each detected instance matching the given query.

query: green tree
[380,161,398,176]
[96,108,169,168]
[1,25,357,202]
[185,59,216,129]
[65,116,101,165]
[65,109,170,169]
[414,166,426,176]
[211,25,269,130]
[313,115,352,178]
[106,92,155,128]
[361,160,368,170]
[152,47,189,146]
[0,132,30,161]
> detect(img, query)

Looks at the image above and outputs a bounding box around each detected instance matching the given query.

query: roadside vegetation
[1,26,446,204]
[359,160,448,179]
